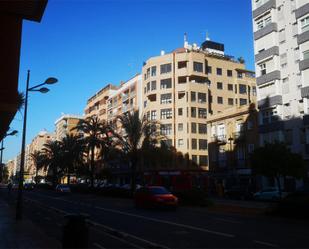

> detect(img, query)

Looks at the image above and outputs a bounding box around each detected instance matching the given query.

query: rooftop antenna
[206,30,210,41]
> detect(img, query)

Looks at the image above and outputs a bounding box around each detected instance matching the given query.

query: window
[228,98,234,105]
[259,63,266,75]
[239,84,247,94]
[146,68,150,79]
[192,155,198,164]
[160,78,172,89]
[252,86,257,96]
[160,63,172,74]
[160,93,172,104]
[217,82,223,90]
[151,66,156,76]
[207,66,212,74]
[248,144,255,154]
[193,62,203,72]
[191,123,197,133]
[178,61,187,69]
[151,81,156,91]
[178,108,183,116]
[161,108,172,119]
[178,123,183,131]
[198,123,207,134]
[240,98,247,106]
[144,100,147,108]
[216,68,222,75]
[146,111,150,120]
[303,50,309,60]
[255,0,262,8]
[192,139,197,150]
[256,14,272,31]
[160,124,172,135]
[178,139,184,147]
[198,92,206,103]
[198,108,207,119]
[191,91,196,102]
[301,16,309,33]
[227,70,233,77]
[151,110,157,120]
[199,139,207,150]
[228,84,233,91]
[161,139,172,147]
[199,155,208,166]
[217,97,223,104]
[191,107,197,118]
[237,72,243,78]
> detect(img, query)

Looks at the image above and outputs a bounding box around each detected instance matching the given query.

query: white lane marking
[253,240,278,247]
[92,242,106,249]
[28,192,235,238]
[93,206,235,238]
[92,227,144,249]
[213,218,242,224]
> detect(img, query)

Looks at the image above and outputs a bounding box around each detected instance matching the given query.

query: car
[253,188,289,201]
[134,186,178,209]
[56,184,71,193]
[24,183,35,190]
[224,186,254,200]
[121,184,142,190]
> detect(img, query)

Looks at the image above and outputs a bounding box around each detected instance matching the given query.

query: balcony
[253,0,276,19]
[301,86,309,98]
[233,131,246,143]
[299,58,309,71]
[122,94,129,102]
[258,95,282,108]
[297,30,309,45]
[295,3,309,20]
[256,70,281,86]
[255,46,279,62]
[212,135,227,145]
[254,23,278,40]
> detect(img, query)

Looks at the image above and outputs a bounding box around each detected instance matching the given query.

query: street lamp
[0,130,18,181]
[16,70,58,220]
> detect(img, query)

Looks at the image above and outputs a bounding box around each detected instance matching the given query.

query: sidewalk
[0,198,61,249]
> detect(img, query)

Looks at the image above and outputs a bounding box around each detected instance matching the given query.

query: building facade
[85,84,118,120]
[142,40,256,170]
[55,114,84,141]
[252,0,309,159]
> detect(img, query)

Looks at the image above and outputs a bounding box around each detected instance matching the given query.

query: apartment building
[107,74,142,124]
[85,84,118,120]
[252,0,309,158]
[55,114,84,141]
[142,39,256,170]
[207,104,259,185]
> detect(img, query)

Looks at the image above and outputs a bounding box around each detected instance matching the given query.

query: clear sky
[4,0,254,162]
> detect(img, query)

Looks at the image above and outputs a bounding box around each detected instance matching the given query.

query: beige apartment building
[85,84,118,120]
[142,39,256,170]
[107,74,142,124]
[55,114,84,140]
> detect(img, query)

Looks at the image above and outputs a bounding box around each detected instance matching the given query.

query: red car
[134,186,178,209]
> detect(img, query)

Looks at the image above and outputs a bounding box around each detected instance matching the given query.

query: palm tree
[42,140,64,187]
[61,134,85,185]
[74,116,106,188]
[30,150,46,184]
[116,110,160,194]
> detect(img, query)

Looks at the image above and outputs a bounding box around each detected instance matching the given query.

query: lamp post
[16,70,58,220]
[0,130,18,182]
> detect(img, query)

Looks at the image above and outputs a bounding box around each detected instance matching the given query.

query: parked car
[134,186,178,209]
[121,184,142,190]
[24,183,35,190]
[55,184,71,193]
[253,188,289,201]
[224,186,254,200]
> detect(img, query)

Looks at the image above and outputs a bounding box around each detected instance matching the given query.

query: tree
[42,140,65,187]
[237,57,245,64]
[115,110,159,194]
[61,134,84,185]
[30,150,46,184]
[74,116,106,188]
[250,142,306,198]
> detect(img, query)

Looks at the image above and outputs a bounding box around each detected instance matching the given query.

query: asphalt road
[1,189,309,249]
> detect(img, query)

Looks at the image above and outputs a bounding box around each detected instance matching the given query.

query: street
[1,189,309,249]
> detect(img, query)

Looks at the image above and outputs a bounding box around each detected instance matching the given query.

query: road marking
[92,242,106,249]
[253,240,278,247]
[93,206,234,238]
[26,193,235,238]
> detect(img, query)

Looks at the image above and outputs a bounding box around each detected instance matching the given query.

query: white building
[252,0,309,160]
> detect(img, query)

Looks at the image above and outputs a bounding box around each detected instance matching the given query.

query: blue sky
[4,0,254,162]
